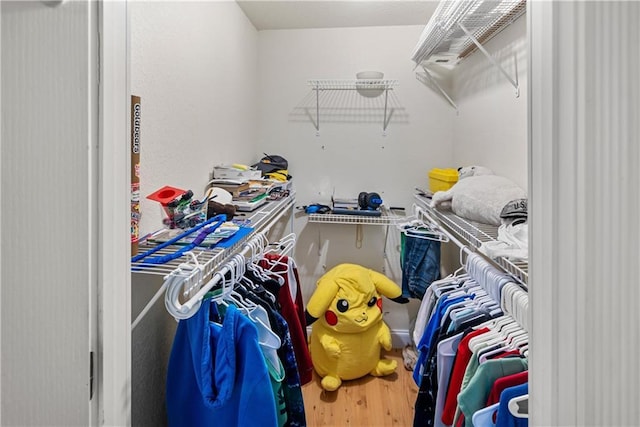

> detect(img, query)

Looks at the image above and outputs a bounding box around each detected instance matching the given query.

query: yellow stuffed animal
[306,263,405,391]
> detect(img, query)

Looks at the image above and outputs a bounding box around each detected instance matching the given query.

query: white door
[1,1,99,425]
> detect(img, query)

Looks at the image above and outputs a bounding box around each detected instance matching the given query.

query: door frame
[98,1,131,425]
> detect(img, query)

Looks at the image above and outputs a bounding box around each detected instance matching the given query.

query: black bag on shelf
[252,154,288,174]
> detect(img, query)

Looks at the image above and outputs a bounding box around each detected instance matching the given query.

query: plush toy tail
[305,310,318,326]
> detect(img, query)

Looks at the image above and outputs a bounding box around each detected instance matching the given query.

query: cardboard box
[131,95,141,255]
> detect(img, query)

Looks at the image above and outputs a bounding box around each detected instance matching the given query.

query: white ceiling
[236,1,439,31]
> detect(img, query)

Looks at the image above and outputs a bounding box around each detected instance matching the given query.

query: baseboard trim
[391,329,411,348]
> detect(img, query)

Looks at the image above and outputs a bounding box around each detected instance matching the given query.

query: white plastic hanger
[508,394,529,419]
[401,205,451,242]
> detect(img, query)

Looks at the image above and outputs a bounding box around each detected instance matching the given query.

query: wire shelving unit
[131,193,296,279]
[414,194,528,288]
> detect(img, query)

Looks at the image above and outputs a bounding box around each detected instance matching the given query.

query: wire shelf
[415,194,528,287]
[307,207,400,225]
[308,79,398,91]
[412,0,525,109]
[131,193,296,278]
[411,0,526,65]
[307,214,393,225]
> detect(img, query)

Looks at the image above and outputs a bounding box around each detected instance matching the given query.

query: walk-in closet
[128,1,529,425]
[2,1,640,426]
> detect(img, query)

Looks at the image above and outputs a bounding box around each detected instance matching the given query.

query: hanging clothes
[412,252,529,427]
[259,254,314,385]
[434,332,464,427]
[166,299,278,427]
[486,371,528,407]
[236,283,307,427]
[270,311,307,427]
[441,328,492,425]
[456,358,528,427]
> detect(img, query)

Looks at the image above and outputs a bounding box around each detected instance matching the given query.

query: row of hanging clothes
[163,231,312,427]
[411,251,529,427]
[396,206,529,427]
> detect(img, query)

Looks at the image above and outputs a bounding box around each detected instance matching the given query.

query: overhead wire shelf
[411,0,526,65]
[414,194,528,287]
[411,0,526,109]
[131,193,296,278]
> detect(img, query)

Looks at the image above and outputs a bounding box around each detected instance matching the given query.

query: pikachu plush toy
[306,263,407,391]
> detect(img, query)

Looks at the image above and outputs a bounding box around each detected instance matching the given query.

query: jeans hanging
[401,233,441,300]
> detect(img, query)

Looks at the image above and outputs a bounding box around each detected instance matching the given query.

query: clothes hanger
[230,254,282,350]
[478,325,528,362]
[246,236,275,283]
[217,257,270,325]
[265,232,296,255]
[508,394,529,419]
[234,256,283,374]
[166,264,231,321]
[469,317,523,352]
[394,204,425,229]
[219,256,255,314]
[395,204,451,242]
[261,234,297,279]
[415,205,452,240]
[404,226,450,242]
[437,280,496,328]
[132,253,204,329]
[469,276,519,333]
[254,252,286,287]
[510,331,529,349]
[470,314,517,349]
[243,235,285,291]
[432,277,467,297]
[262,250,290,273]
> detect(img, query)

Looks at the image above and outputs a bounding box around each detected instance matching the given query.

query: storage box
[213,166,262,180]
[428,168,459,192]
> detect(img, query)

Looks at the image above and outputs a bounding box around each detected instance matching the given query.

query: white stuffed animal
[431,166,526,226]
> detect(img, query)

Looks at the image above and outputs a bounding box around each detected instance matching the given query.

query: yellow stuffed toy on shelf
[306,263,407,391]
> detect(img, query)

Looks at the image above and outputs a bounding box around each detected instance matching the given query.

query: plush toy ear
[306,275,340,320]
[368,269,402,299]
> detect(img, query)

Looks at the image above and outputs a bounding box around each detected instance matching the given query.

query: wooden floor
[302,349,419,427]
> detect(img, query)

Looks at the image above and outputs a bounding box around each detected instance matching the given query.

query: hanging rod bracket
[458,22,520,96]
[416,67,458,111]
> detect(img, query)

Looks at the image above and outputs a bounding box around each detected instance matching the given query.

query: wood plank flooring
[302,349,419,427]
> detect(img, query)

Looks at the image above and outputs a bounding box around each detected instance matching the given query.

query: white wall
[452,16,528,189]
[129,2,259,425]
[256,25,454,336]
[131,0,260,237]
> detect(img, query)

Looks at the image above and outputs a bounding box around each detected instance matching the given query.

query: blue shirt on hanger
[496,383,528,427]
